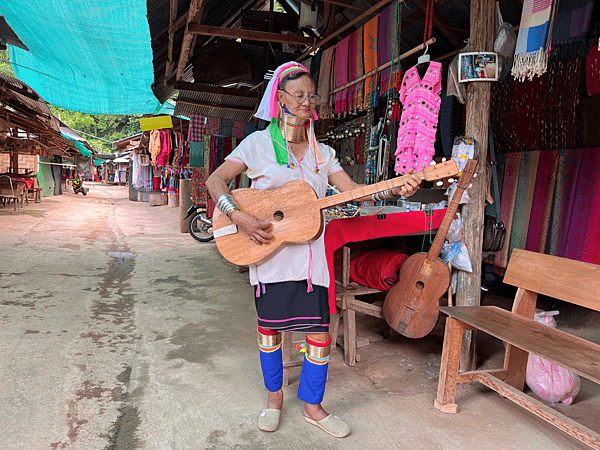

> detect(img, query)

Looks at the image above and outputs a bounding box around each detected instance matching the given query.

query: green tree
[0,49,15,77]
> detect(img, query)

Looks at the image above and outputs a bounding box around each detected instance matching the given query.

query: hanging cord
[423,0,434,46]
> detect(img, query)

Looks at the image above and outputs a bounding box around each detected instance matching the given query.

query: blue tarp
[1,0,161,115]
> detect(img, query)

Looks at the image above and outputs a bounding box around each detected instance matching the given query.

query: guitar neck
[314,172,426,210]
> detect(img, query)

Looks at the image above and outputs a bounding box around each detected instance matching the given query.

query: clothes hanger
[417,42,431,66]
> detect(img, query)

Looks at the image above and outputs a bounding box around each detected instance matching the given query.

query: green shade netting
[61,133,92,157]
[2,0,161,115]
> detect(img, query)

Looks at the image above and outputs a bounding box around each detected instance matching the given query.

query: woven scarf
[317,47,335,118]
[549,0,594,63]
[512,0,556,81]
[334,35,350,114]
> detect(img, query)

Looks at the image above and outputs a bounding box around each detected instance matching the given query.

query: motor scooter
[184,203,213,242]
[71,176,88,195]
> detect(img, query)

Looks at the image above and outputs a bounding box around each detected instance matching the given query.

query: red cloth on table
[324,209,446,314]
[12,177,34,189]
[350,250,408,291]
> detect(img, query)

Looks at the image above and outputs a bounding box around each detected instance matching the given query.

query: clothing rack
[331,38,436,94]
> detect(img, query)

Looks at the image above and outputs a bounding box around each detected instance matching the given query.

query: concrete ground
[0,183,597,450]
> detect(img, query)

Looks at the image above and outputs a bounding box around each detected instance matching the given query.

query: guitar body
[383,253,451,338]
[213,180,324,266]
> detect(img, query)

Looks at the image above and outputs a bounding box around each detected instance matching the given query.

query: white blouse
[226,129,343,288]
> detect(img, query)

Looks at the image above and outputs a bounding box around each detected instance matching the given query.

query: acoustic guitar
[382,159,478,339]
[212,160,458,266]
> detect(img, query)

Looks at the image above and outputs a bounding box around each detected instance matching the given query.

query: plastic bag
[525,310,581,405]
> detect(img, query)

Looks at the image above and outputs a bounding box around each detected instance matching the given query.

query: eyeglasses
[280,89,321,104]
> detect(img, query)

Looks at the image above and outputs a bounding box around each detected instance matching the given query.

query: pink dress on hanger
[395,61,442,174]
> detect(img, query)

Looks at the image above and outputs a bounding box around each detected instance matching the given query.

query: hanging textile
[219,118,234,137]
[189,141,204,167]
[203,139,211,173]
[394,62,443,174]
[548,0,594,63]
[232,121,246,140]
[317,47,335,119]
[363,15,379,101]
[205,116,221,135]
[155,129,172,168]
[244,121,258,137]
[525,150,559,253]
[334,35,351,115]
[191,167,209,205]
[148,129,161,165]
[508,151,540,258]
[586,45,600,96]
[188,113,206,142]
[539,59,581,150]
[347,28,364,111]
[493,152,521,268]
[508,74,544,151]
[378,4,401,93]
[512,0,556,81]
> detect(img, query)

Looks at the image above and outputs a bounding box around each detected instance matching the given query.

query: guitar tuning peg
[448,178,455,183]
[473,173,478,178]
[469,183,473,188]
[436,181,443,186]
[429,161,436,166]
[441,157,447,162]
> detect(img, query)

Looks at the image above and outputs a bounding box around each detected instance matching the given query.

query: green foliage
[0,49,15,77]
[49,105,142,154]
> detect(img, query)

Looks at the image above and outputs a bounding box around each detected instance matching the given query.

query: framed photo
[458,52,499,83]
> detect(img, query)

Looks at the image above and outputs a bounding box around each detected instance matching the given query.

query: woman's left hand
[392,171,421,198]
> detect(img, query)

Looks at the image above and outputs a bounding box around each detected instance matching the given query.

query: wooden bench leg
[330,310,340,350]
[434,317,468,414]
[341,294,356,367]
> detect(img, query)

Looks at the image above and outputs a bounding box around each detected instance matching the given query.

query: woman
[207,62,420,438]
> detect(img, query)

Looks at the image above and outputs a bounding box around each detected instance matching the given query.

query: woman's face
[277,74,317,120]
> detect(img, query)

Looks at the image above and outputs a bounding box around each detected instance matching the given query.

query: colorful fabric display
[363,15,380,99]
[586,45,600,96]
[334,35,350,115]
[347,28,364,111]
[188,141,204,167]
[395,61,443,174]
[205,115,221,135]
[219,118,234,137]
[317,47,335,119]
[257,330,283,393]
[378,3,401,93]
[188,113,206,142]
[232,120,246,140]
[297,336,331,405]
[512,0,556,81]
[548,0,594,63]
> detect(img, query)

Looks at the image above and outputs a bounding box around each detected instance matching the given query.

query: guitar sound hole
[273,210,284,221]
[415,281,425,290]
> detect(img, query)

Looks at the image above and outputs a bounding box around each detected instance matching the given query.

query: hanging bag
[482,121,506,252]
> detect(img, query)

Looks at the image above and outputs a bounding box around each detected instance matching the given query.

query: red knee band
[306,335,331,347]
[258,327,278,335]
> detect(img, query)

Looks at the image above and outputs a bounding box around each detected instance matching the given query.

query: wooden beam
[176,0,207,82]
[297,0,396,61]
[455,0,495,373]
[165,0,179,84]
[175,82,259,99]
[188,24,317,46]
[321,0,366,12]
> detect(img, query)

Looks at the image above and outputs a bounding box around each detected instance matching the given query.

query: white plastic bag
[525,310,581,404]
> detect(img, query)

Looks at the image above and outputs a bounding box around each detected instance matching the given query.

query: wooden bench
[0,175,25,212]
[434,249,600,449]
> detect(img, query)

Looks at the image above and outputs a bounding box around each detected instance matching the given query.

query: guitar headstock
[456,159,478,189]
[422,159,459,181]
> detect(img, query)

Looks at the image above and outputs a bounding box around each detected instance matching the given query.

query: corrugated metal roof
[174,86,258,121]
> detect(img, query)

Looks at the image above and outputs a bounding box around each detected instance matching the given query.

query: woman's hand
[392,171,421,198]
[230,211,274,245]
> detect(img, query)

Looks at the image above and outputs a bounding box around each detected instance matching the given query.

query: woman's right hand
[230,211,273,245]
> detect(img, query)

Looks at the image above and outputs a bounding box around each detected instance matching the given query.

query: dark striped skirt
[254,281,330,334]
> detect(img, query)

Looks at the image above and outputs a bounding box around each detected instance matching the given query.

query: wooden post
[455,0,495,372]
[179,178,193,233]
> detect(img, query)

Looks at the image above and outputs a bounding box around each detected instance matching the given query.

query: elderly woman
[207,62,420,438]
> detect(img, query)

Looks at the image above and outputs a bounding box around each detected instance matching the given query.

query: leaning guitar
[382,159,478,339]
[213,160,459,266]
